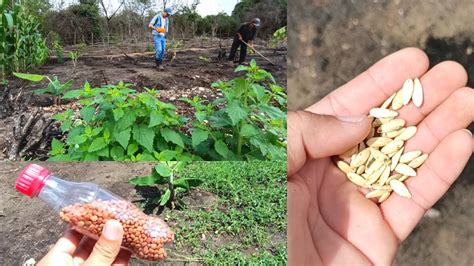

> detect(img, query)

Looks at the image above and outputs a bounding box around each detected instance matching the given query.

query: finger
[73,237,96,266]
[288,111,371,176]
[404,87,474,153]
[381,129,473,241]
[83,220,124,266]
[307,47,429,115]
[50,228,83,255]
[396,61,468,125]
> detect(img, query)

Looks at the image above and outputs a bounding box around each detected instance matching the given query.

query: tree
[99,0,125,29]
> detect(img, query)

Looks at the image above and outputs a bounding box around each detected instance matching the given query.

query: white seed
[395,126,417,141]
[369,108,398,118]
[391,147,404,171]
[347,173,369,187]
[386,174,403,184]
[365,189,387,199]
[395,163,417,176]
[382,128,404,138]
[408,154,428,168]
[356,165,365,175]
[351,148,371,168]
[378,191,391,203]
[365,165,386,185]
[366,137,393,148]
[390,179,412,198]
[371,184,392,191]
[412,78,423,107]
[366,159,385,175]
[337,161,353,174]
[391,90,404,110]
[399,151,422,164]
[381,140,404,154]
[377,164,391,186]
[399,175,409,182]
[377,119,406,133]
[402,79,414,105]
[370,148,389,161]
[381,92,397,109]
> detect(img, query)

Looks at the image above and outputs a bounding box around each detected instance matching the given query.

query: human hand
[288,48,473,265]
[38,220,131,266]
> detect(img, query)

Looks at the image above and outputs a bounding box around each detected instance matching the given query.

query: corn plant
[0,1,48,79]
[69,51,79,70]
[52,33,64,63]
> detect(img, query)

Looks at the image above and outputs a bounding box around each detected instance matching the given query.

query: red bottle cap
[15,164,51,197]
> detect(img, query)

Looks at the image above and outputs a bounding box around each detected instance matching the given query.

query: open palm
[288,48,473,265]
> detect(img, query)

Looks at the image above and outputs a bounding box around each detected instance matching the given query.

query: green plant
[69,51,79,70]
[52,33,64,63]
[183,59,287,160]
[130,162,203,209]
[13,72,73,104]
[0,2,48,79]
[270,26,287,49]
[198,56,210,62]
[49,81,198,161]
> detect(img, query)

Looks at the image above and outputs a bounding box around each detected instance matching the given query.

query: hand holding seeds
[288,48,473,265]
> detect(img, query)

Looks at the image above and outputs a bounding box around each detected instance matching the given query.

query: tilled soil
[288,1,473,265]
[0,40,287,160]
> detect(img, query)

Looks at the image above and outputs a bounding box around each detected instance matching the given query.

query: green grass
[162,161,287,264]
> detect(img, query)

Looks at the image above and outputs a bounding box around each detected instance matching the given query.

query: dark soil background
[288,0,473,265]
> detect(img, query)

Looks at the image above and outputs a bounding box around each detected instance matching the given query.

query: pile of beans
[59,199,174,261]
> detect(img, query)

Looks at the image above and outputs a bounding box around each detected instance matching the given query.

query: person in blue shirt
[148,7,173,70]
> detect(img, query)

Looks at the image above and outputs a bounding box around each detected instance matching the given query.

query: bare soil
[288,1,474,264]
[0,39,287,160]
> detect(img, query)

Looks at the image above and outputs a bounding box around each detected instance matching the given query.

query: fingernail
[335,115,366,123]
[462,129,472,136]
[102,220,122,240]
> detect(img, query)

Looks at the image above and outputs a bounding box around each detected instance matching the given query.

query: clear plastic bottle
[15,164,174,261]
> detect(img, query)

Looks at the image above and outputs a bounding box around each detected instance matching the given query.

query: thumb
[288,111,371,176]
[83,220,124,266]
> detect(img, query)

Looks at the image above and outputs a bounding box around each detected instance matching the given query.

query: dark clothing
[228,36,247,64]
[237,23,257,42]
[228,23,256,64]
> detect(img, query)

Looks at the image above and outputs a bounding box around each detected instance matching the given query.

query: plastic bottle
[15,164,174,261]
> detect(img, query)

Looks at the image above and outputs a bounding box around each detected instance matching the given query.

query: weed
[13,72,73,105]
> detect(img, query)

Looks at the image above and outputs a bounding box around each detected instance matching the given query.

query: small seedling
[13,72,73,105]
[69,51,79,71]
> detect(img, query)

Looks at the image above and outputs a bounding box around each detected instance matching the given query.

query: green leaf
[116,111,136,131]
[62,89,83,99]
[158,150,177,161]
[67,135,87,145]
[97,147,109,157]
[226,102,248,126]
[88,138,107,152]
[114,128,131,149]
[154,163,171,177]
[110,146,125,160]
[215,140,230,159]
[60,120,73,132]
[50,138,65,156]
[172,179,189,190]
[13,72,46,82]
[159,189,171,206]
[113,108,124,121]
[132,124,155,152]
[191,128,209,147]
[129,175,158,186]
[80,106,96,122]
[240,124,260,137]
[149,110,165,127]
[127,143,138,156]
[161,128,184,147]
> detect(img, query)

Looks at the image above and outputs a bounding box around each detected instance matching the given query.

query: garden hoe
[241,40,275,65]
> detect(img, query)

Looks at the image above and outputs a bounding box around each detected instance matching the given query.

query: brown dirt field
[288,1,473,265]
[0,39,287,160]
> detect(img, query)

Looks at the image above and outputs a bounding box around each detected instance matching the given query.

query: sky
[50,0,238,16]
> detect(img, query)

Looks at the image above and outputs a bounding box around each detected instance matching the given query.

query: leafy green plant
[183,59,287,160]
[198,56,210,62]
[49,81,198,161]
[130,162,203,209]
[69,51,79,70]
[0,2,48,79]
[52,32,64,63]
[270,26,287,49]
[13,72,73,104]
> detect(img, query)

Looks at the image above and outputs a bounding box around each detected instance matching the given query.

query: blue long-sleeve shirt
[149,13,169,37]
